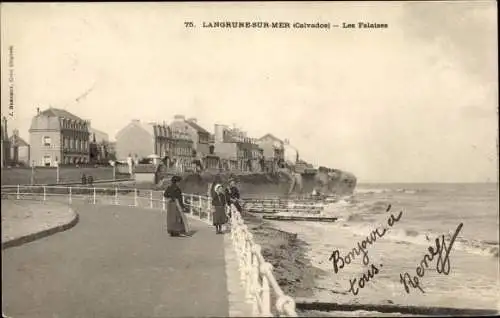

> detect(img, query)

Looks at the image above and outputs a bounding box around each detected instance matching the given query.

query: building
[90,127,109,143]
[257,133,286,172]
[169,125,195,172]
[107,141,116,160]
[29,107,91,166]
[1,117,11,168]
[258,133,285,159]
[115,119,193,171]
[203,134,220,170]
[89,127,110,163]
[213,124,262,172]
[115,119,166,161]
[169,115,211,157]
[9,129,30,166]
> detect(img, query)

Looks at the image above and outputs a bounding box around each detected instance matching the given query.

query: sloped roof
[259,133,283,143]
[10,134,29,147]
[90,127,108,136]
[39,107,85,121]
[186,120,210,134]
[115,120,155,140]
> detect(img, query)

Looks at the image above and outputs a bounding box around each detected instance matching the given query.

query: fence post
[189,194,193,214]
[150,190,153,209]
[93,187,96,205]
[134,188,138,207]
[43,186,46,201]
[260,264,273,317]
[115,187,118,205]
[198,195,203,218]
[69,187,72,204]
[16,184,20,200]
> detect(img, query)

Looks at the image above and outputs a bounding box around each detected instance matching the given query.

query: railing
[229,204,298,317]
[0,185,212,222]
[1,184,298,317]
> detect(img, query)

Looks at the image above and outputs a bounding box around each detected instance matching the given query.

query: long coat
[164,184,186,234]
[212,192,228,226]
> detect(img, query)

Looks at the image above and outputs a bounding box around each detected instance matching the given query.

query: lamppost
[111,160,116,180]
[30,160,35,185]
[55,157,59,183]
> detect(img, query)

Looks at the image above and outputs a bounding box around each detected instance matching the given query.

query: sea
[267,183,499,315]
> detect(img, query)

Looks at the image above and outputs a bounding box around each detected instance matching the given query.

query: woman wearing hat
[164,175,190,237]
[211,184,228,234]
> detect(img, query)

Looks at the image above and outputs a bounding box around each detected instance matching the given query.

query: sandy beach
[242,213,328,298]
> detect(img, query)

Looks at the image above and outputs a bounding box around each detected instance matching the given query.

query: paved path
[2,204,230,318]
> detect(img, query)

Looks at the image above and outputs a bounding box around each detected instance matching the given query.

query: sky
[1,1,497,183]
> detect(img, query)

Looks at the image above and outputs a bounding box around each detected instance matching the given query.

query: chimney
[187,117,197,123]
[13,129,19,137]
[37,107,40,115]
[174,114,185,121]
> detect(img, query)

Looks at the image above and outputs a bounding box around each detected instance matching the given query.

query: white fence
[1,185,298,317]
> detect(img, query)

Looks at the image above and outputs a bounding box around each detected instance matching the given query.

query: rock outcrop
[156,167,357,197]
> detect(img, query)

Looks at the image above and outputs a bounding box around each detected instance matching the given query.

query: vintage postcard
[1,1,498,317]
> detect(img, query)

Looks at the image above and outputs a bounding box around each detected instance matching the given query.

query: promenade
[2,203,248,318]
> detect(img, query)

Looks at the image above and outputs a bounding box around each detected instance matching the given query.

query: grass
[1,167,130,186]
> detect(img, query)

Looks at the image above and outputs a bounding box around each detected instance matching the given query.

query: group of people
[163,175,242,237]
[209,178,242,234]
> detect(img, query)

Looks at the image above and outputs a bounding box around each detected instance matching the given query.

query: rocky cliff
[157,168,357,197]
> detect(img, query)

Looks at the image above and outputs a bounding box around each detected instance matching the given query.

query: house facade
[168,115,211,157]
[29,107,91,166]
[213,124,262,172]
[169,126,194,171]
[115,119,162,161]
[9,129,30,165]
[115,119,194,171]
[257,133,286,172]
[258,133,285,161]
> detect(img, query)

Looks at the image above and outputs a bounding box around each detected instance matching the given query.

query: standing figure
[164,175,190,237]
[227,179,242,214]
[212,184,228,234]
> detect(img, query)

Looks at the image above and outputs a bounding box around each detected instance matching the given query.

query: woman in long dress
[212,184,228,234]
[164,175,190,237]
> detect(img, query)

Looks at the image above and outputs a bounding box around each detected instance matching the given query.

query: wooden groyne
[262,215,338,222]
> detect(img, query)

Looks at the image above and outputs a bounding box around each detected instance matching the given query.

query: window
[43,136,51,146]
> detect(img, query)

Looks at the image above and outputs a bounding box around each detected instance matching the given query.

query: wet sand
[242,213,328,298]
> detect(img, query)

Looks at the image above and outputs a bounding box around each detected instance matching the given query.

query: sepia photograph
[1,1,498,317]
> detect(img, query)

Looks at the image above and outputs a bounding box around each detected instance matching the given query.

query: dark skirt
[213,205,227,226]
[166,199,186,234]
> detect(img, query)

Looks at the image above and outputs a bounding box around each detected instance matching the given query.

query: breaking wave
[319,197,499,258]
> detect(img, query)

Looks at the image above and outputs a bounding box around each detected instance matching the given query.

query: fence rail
[1,184,298,317]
